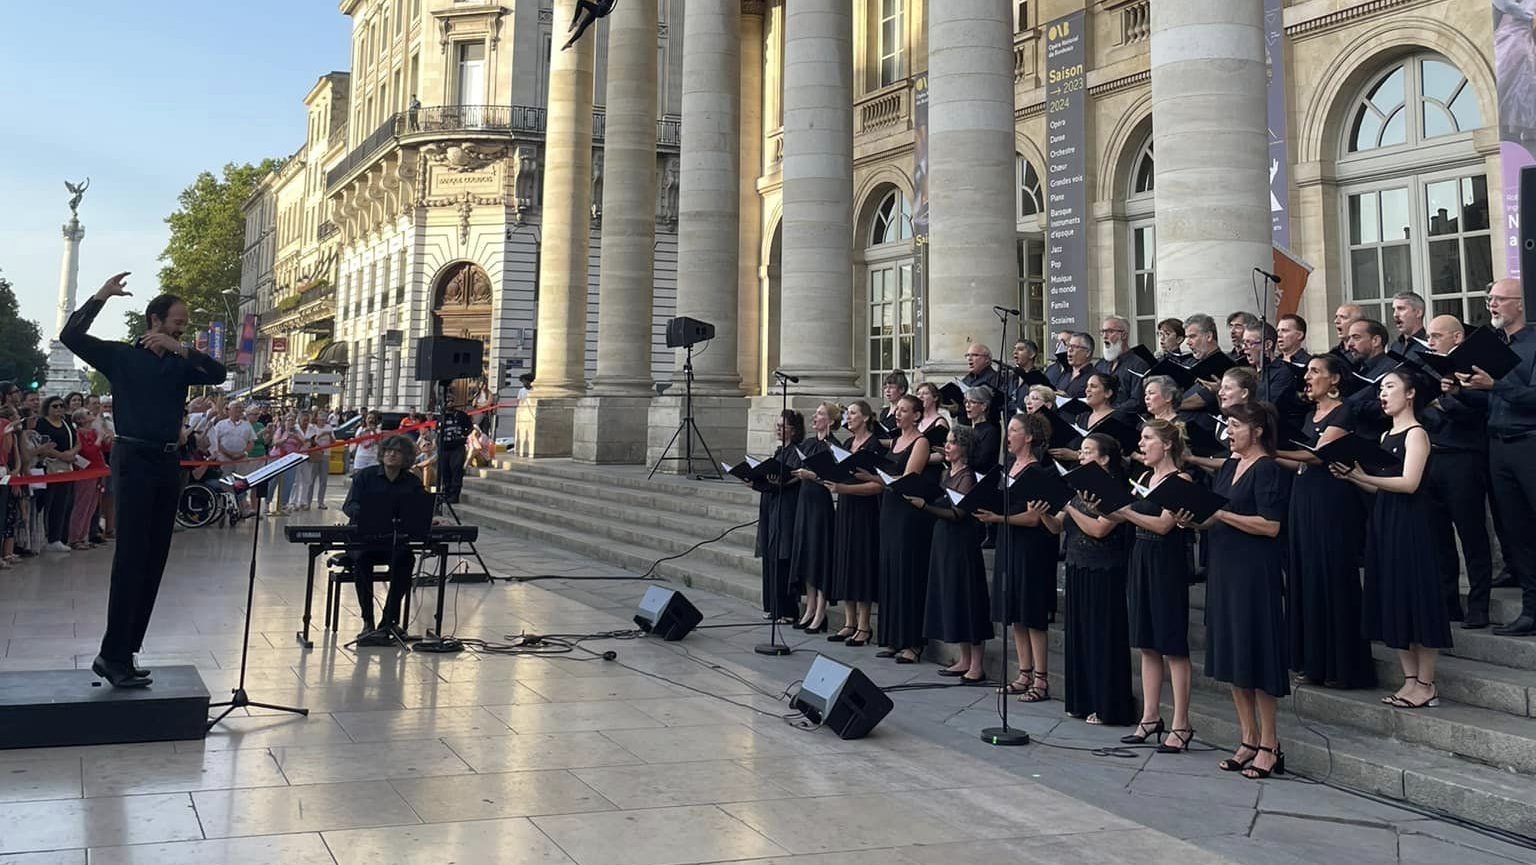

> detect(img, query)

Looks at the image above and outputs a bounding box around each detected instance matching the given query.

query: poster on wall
[1492,0,1536,284]
[911,71,929,368]
[1266,0,1291,248]
[236,313,256,366]
[1044,11,1089,333]
[209,320,225,362]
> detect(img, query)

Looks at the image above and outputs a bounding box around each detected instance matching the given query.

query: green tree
[0,272,47,387]
[87,369,110,395]
[133,159,279,337]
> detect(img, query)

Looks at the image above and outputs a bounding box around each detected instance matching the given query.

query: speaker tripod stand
[649,342,723,480]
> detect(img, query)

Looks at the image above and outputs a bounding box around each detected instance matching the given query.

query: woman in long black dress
[789,401,843,633]
[869,393,934,663]
[1110,419,1194,752]
[877,370,908,447]
[824,400,884,646]
[911,426,991,682]
[976,412,1063,701]
[1048,372,1130,464]
[962,387,1001,475]
[1176,401,1289,780]
[1276,355,1376,690]
[1334,369,1449,710]
[1057,432,1136,726]
[746,410,804,622]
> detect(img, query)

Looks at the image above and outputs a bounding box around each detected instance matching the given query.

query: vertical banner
[195,329,209,353]
[1492,0,1536,282]
[209,320,225,362]
[236,313,257,366]
[911,72,930,368]
[1044,11,1089,333]
[1266,0,1291,249]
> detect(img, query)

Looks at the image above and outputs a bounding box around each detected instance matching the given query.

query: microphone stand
[982,306,1029,746]
[755,369,795,657]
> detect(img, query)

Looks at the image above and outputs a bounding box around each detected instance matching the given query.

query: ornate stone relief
[424,142,509,172]
[657,155,679,227]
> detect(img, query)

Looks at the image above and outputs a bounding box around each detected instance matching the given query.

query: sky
[0,2,352,344]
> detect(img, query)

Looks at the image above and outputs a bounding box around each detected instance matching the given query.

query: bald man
[953,342,1004,425]
[1422,314,1495,627]
[1449,280,1536,636]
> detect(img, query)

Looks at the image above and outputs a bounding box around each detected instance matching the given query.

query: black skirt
[827,492,880,603]
[790,478,836,593]
[1063,562,1135,725]
[1127,529,1190,657]
[1287,464,1376,687]
[877,488,933,650]
[924,516,993,643]
[992,521,1058,630]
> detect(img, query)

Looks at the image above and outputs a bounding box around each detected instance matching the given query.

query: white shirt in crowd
[351,435,380,472]
[209,417,255,461]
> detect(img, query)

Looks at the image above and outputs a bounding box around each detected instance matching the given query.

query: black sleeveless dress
[1205,456,1290,698]
[1287,403,1376,688]
[1126,482,1190,658]
[877,438,937,651]
[1062,501,1135,724]
[923,469,993,644]
[992,461,1060,630]
[790,437,837,594]
[826,435,883,604]
[755,444,802,618]
[1363,426,1453,650]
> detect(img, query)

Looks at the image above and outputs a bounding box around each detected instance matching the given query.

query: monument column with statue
[46,179,93,397]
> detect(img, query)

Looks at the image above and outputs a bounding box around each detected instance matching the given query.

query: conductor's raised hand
[138,332,186,357]
[94,272,132,302]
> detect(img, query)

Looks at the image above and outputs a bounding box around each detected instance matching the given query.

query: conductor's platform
[0,666,209,750]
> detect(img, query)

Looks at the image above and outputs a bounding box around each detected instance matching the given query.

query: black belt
[116,435,179,454]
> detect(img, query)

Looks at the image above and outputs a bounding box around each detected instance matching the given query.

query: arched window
[1126,136,1157,347]
[1339,54,1491,326]
[1346,56,1481,154]
[865,189,916,396]
[1016,155,1043,219]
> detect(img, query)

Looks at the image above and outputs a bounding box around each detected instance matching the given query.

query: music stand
[208,453,311,731]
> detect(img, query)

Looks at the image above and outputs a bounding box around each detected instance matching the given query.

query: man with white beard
[1094,314,1148,412]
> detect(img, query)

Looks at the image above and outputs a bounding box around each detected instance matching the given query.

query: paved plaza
[0,494,1530,865]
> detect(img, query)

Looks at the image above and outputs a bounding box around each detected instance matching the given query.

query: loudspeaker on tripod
[415,336,484,382]
[789,655,893,740]
[633,586,702,641]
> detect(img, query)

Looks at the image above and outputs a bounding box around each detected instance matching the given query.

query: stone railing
[1121,0,1151,45]
[855,82,910,137]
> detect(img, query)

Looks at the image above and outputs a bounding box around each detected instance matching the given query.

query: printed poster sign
[1044,11,1089,332]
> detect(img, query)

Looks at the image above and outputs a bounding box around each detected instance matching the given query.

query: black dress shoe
[355,628,395,647]
[91,655,152,688]
[1462,612,1489,630]
[1493,615,1536,637]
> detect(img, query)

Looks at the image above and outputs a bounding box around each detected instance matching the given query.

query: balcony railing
[855,83,910,136]
[326,104,684,191]
[316,221,338,242]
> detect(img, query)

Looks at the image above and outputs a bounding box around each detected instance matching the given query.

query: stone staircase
[459,458,1536,838]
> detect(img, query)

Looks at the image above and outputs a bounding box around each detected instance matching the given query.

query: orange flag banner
[1273,244,1314,318]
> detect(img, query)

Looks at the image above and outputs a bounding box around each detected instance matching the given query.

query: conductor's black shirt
[59,297,226,444]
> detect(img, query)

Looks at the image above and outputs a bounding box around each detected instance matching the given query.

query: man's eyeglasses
[964,353,987,360]
[1067,344,1090,352]
[1487,293,1521,305]
[1100,328,1126,335]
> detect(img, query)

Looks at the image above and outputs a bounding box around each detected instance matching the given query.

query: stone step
[467,470,761,526]
[485,459,759,507]
[460,484,759,556]
[1030,650,1536,839]
[452,501,763,603]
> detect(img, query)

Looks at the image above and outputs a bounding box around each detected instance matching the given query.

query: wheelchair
[175,472,249,529]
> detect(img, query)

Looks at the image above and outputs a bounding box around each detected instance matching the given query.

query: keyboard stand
[414,541,462,654]
[296,544,324,648]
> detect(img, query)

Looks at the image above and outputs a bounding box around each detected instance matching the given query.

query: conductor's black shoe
[385,622,410,643]
[355,628,395,647]
[1462,611,1490,630]
[1493,615,1536,637]
[92,655,152,688]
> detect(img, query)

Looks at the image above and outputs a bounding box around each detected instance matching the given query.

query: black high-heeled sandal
[1157,728,1195,754]
[999,668,1034,695]
[894,647,924,664]
[845,629,872,647]
[1241,745,1285,779]
[1382,675,1419,704]
[827,627,857,642]
[803,620,827,635]
[1120,718,1165,745]
[1219,743,1259,772]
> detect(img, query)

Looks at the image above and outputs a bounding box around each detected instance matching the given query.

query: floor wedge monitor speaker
[633,586,703,641]
[790,654,893,740]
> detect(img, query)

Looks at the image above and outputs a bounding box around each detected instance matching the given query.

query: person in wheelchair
[342,434,425,646]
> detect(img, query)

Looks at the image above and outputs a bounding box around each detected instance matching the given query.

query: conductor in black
[60,273,227,687]
[343,435,426,647]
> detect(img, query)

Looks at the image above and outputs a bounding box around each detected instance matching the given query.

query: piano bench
[323,557,412,634]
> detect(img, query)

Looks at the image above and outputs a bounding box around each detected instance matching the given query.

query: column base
[645,394,748,475]
[515,397,581,459]
[572,395,653,464]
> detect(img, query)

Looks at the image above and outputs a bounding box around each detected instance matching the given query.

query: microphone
[1253,267,1282,283]
[993,305,1021,316]
[773,369,799,383]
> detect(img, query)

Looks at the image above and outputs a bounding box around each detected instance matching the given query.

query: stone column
[924,0,1017,378]
[777,0,858,394]
[647,0,749,472]
[574,0,658,464]
[737,3,765,397]
[1150,0,1270,318]
[519,0,595,458]
[47,218,90,397]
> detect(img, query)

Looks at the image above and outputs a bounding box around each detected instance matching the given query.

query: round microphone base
[980,726,1031,747]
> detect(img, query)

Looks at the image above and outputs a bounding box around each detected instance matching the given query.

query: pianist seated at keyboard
[342,434,429,647]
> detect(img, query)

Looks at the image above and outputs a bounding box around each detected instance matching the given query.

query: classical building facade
[239,0,1514,459]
